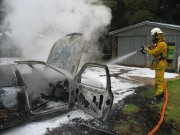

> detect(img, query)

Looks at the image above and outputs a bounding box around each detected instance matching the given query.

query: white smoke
[2,0,111,61]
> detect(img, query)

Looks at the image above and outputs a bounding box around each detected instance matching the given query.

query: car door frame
[72,63,113,120]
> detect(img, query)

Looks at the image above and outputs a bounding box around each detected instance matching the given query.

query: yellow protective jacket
[146,39,168,70]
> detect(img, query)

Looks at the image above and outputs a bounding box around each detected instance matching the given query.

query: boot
[159,91,164,98]
[155,95,162,101]
[155,91,164,101]
[151,92,164,104]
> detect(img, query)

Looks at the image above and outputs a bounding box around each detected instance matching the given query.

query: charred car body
[0,34,113,130]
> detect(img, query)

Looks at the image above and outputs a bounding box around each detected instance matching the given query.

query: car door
[0,65,27,130]
[72,63,113,120]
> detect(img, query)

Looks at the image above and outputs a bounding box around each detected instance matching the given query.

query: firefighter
[145,28,168,101]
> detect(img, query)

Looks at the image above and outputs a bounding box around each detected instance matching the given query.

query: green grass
[143,86,156,97]
[114,120,142,135]
[113,104,141,134]
[113,79,180,135]
[171,129,180,135]
[165,79,180,129]
[144,79,180,133]
[122,104,140,114]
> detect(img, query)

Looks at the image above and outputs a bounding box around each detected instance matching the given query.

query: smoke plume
[2,0,111,61]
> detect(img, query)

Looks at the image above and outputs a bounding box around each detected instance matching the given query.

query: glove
[147,44,155,50]
[144,46,148,51]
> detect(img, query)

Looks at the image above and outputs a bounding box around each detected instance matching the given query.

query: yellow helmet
[151,27,163,36]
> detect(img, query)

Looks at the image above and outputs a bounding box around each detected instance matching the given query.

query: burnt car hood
[46,33,87,77]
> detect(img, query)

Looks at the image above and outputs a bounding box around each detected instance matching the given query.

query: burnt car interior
[16,62,70,113]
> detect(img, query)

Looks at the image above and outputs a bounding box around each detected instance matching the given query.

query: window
[81,66,107,89]
[0,65,17,87]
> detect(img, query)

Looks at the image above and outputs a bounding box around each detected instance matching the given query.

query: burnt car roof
[15,60,73,79]
[14,60,46,65]
[0,59,73,79]
[0,58,21,66]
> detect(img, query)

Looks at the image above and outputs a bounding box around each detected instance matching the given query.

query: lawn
[113,79,180,135]
[144,79,180,129]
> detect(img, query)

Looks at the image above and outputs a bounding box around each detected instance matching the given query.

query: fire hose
[148,82,168,135]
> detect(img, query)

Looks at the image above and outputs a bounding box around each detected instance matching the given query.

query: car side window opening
[0,65,17,87]
[81,66,107,89]
[0,65,27,121]
[0,88,18,110]
[16,63,70,112]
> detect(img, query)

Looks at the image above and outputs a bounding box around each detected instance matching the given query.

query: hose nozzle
[141,46,145,54]
[137,46,145,55]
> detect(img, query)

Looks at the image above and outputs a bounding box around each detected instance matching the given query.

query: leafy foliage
[102,0,180,30]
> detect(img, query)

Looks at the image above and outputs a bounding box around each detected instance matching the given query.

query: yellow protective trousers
[155,69,165,96]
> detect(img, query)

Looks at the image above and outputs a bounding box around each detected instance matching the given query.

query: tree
[100,0,180,56]
[156,0,180,24]
[102,0,128,30]
[123,0,159,25]
[132,10,154,24]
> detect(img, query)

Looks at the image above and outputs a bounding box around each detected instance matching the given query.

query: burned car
[0,34,113,130]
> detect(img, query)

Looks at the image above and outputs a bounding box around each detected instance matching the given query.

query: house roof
[109,21,180,36]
